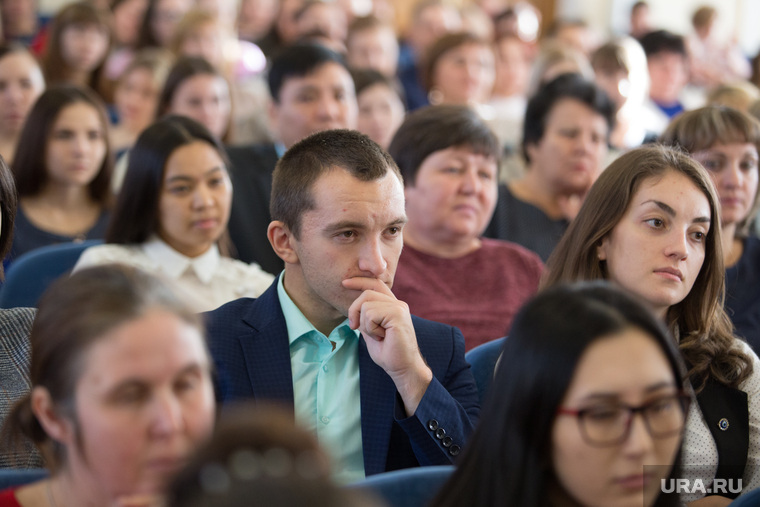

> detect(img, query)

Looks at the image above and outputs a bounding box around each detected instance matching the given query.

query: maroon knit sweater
[392,238,544,351]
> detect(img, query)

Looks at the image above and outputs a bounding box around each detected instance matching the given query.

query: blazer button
[435,428,446,440]
[442,436,453,447]
[449,445,461,456]
[427,419,439,431]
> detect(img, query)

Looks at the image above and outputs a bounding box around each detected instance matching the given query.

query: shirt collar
[142,236,220,284]
[277,272,358,345]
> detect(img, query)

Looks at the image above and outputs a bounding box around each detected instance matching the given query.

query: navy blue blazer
[205,280,481,476]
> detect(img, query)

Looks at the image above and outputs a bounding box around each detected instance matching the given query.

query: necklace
[46,481,58,507]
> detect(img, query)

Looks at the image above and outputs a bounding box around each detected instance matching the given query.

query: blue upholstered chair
[348,465,454,507]
[0,468,48,490]
[0,240,101,308]
[465,337,506,405]
[729,487,760,506]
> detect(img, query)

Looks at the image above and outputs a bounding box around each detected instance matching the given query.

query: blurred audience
[485,74,614,261]
[237,0,279,44]
[629,1,651,39]
[102,0,148,86]
[397,0,461,110]
[169,8,269,144]
[9,86,112,263]
[109,48,172,155]
[40,2,111,100]
[0,43,44,164]
[353,69,404,150]
[526,41,594,97]
[639,30,695,135]
[706,81,760,112]
[544,18,600,58]
[293,0,348,54]
[423,32,494,108]
[158,56,232,143]
[686,5,750,89]
[487,35,530,156]
[346,15,399,80]
[591,37,653,149]
[256,0,305,57]
[1,0,42,47]
[136,0,193,50]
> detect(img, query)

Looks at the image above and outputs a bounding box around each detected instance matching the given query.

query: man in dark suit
[207,129,479,483]
[226,43,358,275]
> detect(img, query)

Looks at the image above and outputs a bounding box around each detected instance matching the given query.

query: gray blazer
[0,307,41,468]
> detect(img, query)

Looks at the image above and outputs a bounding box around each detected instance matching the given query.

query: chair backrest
[0,240,102,309]
[465,337,506,406]
[347,465,454,507]
[0,468,48,490]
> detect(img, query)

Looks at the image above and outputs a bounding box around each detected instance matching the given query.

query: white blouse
[73,237,275,312]
[680,339,760,502]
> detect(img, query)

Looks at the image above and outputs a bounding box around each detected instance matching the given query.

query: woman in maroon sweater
[388,105,544,350]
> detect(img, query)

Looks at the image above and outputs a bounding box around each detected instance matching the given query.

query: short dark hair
[430,281,685,507]
[106,115,229,244]
[388,104,499,185]
[639,30,687,58]
[351,67,405,105]
[522,73,615,164]
[271,129,400,238]
[267,43,348,103]
[12,85,113,204]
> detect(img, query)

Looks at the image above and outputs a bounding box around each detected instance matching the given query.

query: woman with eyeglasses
[543,145,760,505]
[430,281,688,507]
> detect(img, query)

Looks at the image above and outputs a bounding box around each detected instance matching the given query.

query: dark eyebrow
[579,382,679,403]
[324,216,408,234]
[165,166,224,184]
[643,200,711,224]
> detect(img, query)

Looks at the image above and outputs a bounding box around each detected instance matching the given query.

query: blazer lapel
[359,336,396,476]
[239,281,295,405]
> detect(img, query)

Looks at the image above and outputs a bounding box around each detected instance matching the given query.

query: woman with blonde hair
[544,144,760,504]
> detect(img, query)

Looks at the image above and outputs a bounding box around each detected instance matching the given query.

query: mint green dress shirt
[277,274,365,484]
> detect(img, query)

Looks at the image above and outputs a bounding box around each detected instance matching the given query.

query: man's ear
[31,386,75,446]
[268,220,299,264]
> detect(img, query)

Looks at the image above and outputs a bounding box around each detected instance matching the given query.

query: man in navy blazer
[206,129,479,481]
